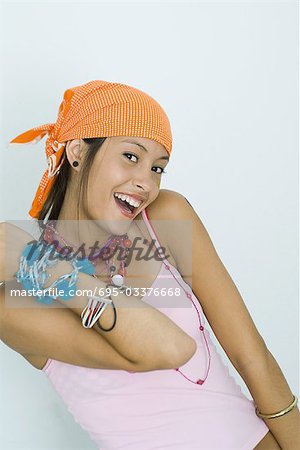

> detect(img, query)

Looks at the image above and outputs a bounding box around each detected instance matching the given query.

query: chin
[89,213,132,235]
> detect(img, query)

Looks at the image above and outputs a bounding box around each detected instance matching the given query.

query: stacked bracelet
[81,293,115,331]
[16,240,95,305]
[81,283,130,332]
[16,240,132,332]
[255,395,298,419]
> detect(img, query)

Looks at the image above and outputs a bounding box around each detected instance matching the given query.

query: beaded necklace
[42,222,132,287]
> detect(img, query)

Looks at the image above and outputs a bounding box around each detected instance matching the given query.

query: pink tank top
[42,208,269,449]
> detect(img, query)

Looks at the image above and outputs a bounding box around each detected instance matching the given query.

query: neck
[55,210,134,259]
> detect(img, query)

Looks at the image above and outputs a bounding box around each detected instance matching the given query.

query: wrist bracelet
[255,395,298,419]
[81,283,125,331]
[81,293,117,331]
[81,294,113,329]
[96,300,117,332]
[16,240,95,305]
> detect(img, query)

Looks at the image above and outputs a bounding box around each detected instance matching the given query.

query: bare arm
[1,222,197,371]
[0,284,138,372]
[37,262,196,369]
[41,258,196,369]
[237,351,300,450]
[149,189,299,449]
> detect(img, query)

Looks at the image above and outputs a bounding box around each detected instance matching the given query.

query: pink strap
[141,208,163,252]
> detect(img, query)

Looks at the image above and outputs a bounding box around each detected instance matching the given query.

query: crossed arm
[0,221,196,373]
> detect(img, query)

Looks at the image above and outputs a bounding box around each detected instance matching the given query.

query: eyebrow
[121,139,170,161]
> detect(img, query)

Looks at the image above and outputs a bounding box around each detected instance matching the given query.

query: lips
[113,191,148,219]
[114,196,136,218]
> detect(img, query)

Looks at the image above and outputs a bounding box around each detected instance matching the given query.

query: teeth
[114,193,142,208]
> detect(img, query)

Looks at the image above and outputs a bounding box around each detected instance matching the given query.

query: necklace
[42,222,132,287]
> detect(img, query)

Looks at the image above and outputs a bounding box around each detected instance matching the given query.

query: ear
[65,139,84,171]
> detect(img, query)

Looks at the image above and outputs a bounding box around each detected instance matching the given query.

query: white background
[1,1,298,449]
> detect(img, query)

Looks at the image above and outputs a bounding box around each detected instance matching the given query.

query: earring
[72,161,79,167]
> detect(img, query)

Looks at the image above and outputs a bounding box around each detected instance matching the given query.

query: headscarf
[10,80,173,218]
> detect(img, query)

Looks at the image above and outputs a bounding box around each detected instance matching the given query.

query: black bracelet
[96,283,121,332]
[97,299,117,332]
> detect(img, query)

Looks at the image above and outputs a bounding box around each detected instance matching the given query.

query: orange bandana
[10,80,173,218]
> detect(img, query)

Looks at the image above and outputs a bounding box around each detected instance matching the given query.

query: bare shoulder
[146,189,210,248]
[136,189,199,273]
[145,189,191,220]
[134,190,191,269]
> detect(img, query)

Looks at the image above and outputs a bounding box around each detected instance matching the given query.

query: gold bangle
[255,395,298,419]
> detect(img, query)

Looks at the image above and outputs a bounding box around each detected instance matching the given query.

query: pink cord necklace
[142,208,212,386]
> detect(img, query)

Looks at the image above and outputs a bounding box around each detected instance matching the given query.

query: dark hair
[37,137,107,226]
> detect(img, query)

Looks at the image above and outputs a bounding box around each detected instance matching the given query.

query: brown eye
[123,153,138,163]
[123,153,167,175]
[152,167,167,175]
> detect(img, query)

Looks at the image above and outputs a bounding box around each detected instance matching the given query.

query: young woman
[1,80,298,449]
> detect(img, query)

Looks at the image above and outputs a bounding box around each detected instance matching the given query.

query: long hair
[37,138,107,227]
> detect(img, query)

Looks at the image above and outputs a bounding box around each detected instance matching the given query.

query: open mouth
[113,193,142,217]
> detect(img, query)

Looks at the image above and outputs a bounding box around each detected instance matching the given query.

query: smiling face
[63,136,169,235]
[87,136,169,220]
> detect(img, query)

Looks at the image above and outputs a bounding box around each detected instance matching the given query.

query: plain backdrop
[1,1,299,449]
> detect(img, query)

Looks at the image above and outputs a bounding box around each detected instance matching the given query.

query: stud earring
[72,161,79,167]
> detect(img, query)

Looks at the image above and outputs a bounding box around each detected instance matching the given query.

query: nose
[131,166,157,192]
